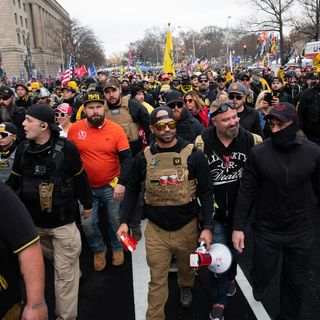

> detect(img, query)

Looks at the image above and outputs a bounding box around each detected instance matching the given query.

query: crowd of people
[0,62,319,320]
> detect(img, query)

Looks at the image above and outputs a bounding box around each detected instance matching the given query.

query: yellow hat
[31,82,40,89]
[67,81,78,93]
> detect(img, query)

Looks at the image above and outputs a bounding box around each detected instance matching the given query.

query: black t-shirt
[0,182,39,317]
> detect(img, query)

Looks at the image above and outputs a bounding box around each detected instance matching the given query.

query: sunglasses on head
[0,96,10,101]
[184,98,194,104]
[167,102,184,109]
[210,102,237,118]
[55,112,68,118]
[153,120,177,131]
[228,94,244,100]
[0,131,13,138]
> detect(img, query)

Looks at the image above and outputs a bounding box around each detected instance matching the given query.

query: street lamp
[177,25,196,59]
[226,16,232,59]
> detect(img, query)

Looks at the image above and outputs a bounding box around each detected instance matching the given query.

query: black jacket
[120,138,214,231]
[233,137,320,233]
[238,106,264,138]
[297,85,320,140]
[202,126,255,224]
[7,135,92,228]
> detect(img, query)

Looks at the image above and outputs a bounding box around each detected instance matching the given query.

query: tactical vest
[105,95,140,142]
[144,144,197,206]
[19,138,75,222]
[0,149,16,183]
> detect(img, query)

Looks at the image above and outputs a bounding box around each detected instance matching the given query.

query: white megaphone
[190,242,232,274]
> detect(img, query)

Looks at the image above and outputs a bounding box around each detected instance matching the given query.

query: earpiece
[41,124,46,129]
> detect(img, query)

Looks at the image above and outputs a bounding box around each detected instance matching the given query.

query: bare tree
[247,0,295,63]
[293,0,320,41]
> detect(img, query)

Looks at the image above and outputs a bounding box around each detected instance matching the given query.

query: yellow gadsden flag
[163,26,175,76]
[313,53,320,72]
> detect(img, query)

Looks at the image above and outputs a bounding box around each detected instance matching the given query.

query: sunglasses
[199,80,208,83]
[153,121,177,131]
[217,79,226,83]
[184,98,194,104]
[0,131,13,138]
[55,112,68,117]
[167,102,184,109]
[228,94,244,100]
[0,96,10,101]
[210,102,237,118]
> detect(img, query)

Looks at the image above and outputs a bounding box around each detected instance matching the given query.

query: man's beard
[225,123,239,139]
[107,96,121,108]
[0,105,14,122]
[87,115,105,127]
[156,131,176,144]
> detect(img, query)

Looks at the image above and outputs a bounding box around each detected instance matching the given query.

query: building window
[17,33,21,44]
[20,15,23,27]
[14,13,17,24]
[13,0,15,5]
[18,0,21,8]
[25,18,27,28]
[22,34,26,45]
[23,2,26,11]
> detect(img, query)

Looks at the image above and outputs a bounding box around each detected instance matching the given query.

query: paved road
[45,209,320,320]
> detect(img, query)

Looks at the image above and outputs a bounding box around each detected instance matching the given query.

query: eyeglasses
[184,98,194,104]
[241,77,250,81]
[0,131,13,138]
[0,96,10,101]
[167,102,184,109]
[228,94,244,100]
[55,112,68,118]
[199,80,208,83]
[153,121,177,131]
[210,102,237,118]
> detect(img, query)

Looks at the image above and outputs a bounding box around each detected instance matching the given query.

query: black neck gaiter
[270,121,298,149]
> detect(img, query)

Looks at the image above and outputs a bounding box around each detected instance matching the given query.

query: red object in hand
[120,233,138,252]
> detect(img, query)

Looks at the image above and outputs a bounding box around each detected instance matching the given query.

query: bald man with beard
[0,86,26,142]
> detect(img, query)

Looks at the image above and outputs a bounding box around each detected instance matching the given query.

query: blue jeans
[82,185,122,253]
[210,220,241,306]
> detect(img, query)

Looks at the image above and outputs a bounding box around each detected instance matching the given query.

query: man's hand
[271,96,280,106]
[198,229,212,250]
[116,223,129,242]
[81,208,92,220]
[113,184,125,202]
[232,230,245,253]
[21,301,48,320]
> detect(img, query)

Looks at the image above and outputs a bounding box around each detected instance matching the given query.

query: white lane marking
[236,265,272,320]
[132,220,149,320]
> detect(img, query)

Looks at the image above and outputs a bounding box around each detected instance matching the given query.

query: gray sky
[57,0,253,58]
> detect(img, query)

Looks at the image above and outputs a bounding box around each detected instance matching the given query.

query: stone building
[0,0,70,80]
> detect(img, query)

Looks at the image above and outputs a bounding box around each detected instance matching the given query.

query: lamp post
[177,25,196,59]
[226,16,231,64]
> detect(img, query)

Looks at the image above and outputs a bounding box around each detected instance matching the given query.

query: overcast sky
[57,0,254,58]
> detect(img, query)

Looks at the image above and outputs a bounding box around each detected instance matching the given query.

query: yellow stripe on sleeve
[13,235,40,254]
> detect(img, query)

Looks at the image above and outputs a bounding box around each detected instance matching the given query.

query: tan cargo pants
[145,218,198,320]
[37,222,81,320]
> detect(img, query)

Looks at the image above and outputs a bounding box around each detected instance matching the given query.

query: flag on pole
[89,63,97,77]
[61,53,75,87]
[163,24,175,76]
[75,65,87,78]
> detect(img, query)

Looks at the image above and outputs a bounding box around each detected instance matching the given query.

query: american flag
[61,53,75,87]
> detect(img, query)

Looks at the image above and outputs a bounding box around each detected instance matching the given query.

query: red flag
[74,65,87,78]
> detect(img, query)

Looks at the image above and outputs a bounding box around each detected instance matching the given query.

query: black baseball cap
[264,102,297,122]
[150,106,175,125]
[0,86,14,98]
[164,90,184,105]
[27,104,61,132]
[83,91,105,106]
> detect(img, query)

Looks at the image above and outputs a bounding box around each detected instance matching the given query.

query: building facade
[0,0,70,80]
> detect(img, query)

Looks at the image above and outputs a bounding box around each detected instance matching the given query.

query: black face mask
[270,121,298,149]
